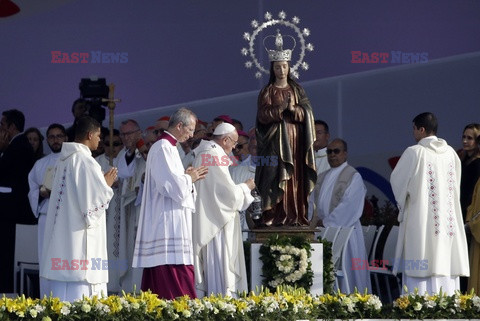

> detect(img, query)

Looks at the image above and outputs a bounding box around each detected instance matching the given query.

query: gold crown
[263,29,296,62]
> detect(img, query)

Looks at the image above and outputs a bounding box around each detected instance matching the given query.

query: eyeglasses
[226,136,238,146]
[105,141,123,147]
[234,143,246,149]
[326,148,343,155]
[120,129,140,137]
[47,134,66,140]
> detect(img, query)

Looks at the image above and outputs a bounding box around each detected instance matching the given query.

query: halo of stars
[241,11,314,79]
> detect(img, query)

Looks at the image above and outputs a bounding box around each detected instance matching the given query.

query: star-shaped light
[306,43,314,51]
[243,32,251,41]
[301,62,309,70]
[245,61,253,68]
[264,11,272,20]
[302,28,310,37]
[278,11,287,20]
[292,16,300,24]
[255,71,263,79]
[251,20,259,28]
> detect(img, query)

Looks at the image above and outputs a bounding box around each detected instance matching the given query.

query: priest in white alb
[132,108,207,300]
[192,123,255,297]
[40,116,116,302]
[314,138,371,293]
[28,123,67,297]
[390,112,469,295]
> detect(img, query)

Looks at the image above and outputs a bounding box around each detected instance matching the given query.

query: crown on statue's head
[263,29,296,62]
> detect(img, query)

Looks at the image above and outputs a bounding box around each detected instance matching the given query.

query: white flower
[60,306,70,315]
[29,309,38,318]
[182,309,191,317]
[472,295,480,310]
[35,305,45,313]
[424,300,436,309]
[413,302,422,311]
[81,303,91,313]
[367,296,382,310]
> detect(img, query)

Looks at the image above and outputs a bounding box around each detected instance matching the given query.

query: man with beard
[28,123,68,297]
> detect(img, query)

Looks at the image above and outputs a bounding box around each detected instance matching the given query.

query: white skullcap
[213,123,236,135]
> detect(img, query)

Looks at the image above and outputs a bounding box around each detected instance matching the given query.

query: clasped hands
[280,93,295,113]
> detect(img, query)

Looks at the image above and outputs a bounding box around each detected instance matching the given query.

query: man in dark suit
[0,109,36,293]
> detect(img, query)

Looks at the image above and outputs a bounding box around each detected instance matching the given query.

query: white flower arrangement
[260,235,314,291]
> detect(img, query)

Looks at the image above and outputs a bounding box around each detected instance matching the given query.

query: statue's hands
[286,93,295,112]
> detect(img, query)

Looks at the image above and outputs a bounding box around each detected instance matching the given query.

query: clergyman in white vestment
[390,112,469,295]
[193,123,255,297]
[132,108,208,300]
[40,116,116,302]
[28,124,68,297]
[314,138,371,293]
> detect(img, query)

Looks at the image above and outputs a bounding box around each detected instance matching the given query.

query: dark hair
[413,112,438,135]
[104,128,120,140]
[24,127,44,159]
[267,61,299,88]
[46,123,67,137]
[314,119,330,134]
[232,119,243,130]
[75,116,101,140]
[71,98,88,113]
[2,109,25,132]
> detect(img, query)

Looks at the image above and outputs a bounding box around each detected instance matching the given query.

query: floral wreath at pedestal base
[259,234,314,291]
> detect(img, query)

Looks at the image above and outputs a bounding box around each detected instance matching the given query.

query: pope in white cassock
[40,116,117,302]
[28,124,68,297]
[390,112,469,295]
[133,108,208,300]
[314,138,371,293]
[193,123,255,297]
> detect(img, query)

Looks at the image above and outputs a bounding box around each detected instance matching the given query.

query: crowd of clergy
[1,105,479,303]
